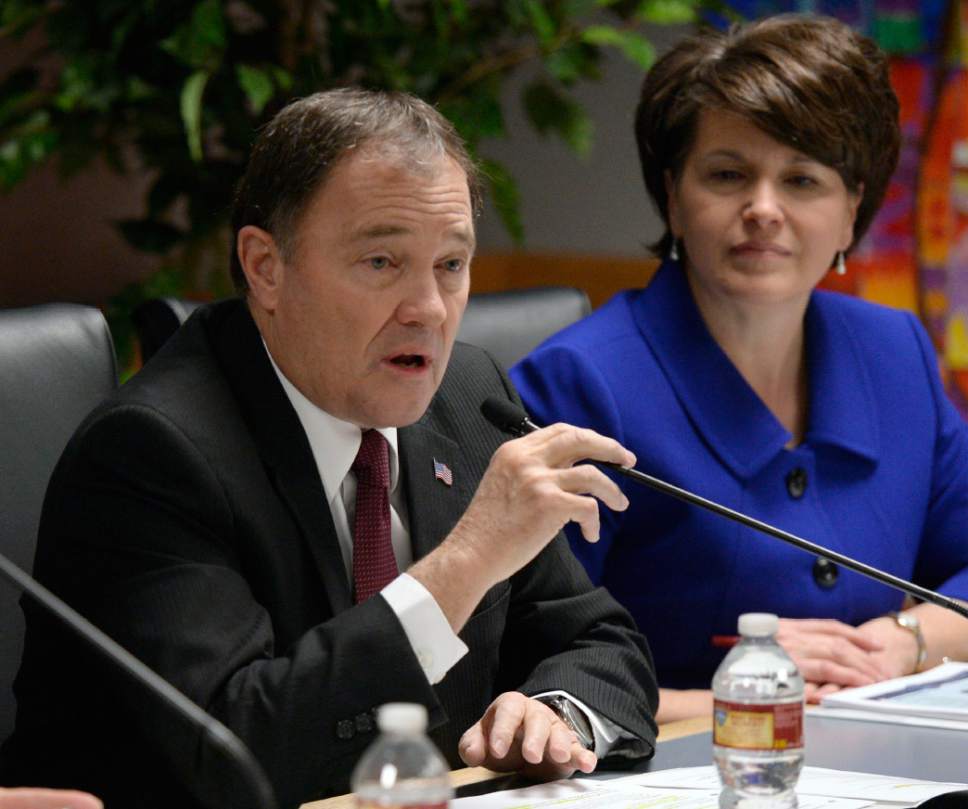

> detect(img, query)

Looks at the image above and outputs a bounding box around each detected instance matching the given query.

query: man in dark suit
[2,89,657,808]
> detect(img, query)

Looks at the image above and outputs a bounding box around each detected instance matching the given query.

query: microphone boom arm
[0,552,279,809]
[483,397,968,621]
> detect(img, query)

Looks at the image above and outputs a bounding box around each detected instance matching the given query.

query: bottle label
[713,700,803,750]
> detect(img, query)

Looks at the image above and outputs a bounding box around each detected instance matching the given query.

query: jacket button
[813,557,839,589]
[786,468,807,499]
[336,719,355,740]
[355,712,375,734]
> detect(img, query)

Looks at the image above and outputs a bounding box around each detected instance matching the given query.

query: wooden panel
[472,252,661,310]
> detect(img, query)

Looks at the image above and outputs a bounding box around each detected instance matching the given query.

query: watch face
[899,614,919,630]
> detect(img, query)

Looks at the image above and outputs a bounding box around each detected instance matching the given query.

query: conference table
[301,712,968,809]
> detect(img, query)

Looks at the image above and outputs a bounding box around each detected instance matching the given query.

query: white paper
[452,780,872,809]
[612,766,967,804]
[809,705,968,733]
[821,662,968,723]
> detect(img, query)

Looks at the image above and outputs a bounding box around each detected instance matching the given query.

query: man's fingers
[573,746,597,774]
[546,721,577,763]
[487,695,527,759]
[530,423,635,470]
[519,708,554,764]
[555,465,629,512]
[458,725,486,766]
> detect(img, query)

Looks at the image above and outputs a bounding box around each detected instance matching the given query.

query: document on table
[611,766,967,803]
[820,662,968,723]
[451,766,968,809]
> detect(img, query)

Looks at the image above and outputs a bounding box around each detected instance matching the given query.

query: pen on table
[711,635,739,648]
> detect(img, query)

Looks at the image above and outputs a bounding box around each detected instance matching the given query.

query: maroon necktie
[352,430,398,603]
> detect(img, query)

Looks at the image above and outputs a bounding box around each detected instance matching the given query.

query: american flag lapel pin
[433,458,453,487]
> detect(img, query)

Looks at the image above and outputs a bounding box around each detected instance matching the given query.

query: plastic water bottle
[352,703,453,809]
[713,613,804,809]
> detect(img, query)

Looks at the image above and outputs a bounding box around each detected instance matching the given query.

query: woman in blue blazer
[512,14,968,722]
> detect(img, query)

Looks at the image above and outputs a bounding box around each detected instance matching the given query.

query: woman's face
[667,109,861,309]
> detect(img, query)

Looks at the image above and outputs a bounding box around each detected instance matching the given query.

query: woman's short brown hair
[635,14,901,257]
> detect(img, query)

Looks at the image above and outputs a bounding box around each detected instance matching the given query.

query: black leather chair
[0,304,117,743]
[457,287,591,369]
[133,286,591,369]
[132,297,204,364]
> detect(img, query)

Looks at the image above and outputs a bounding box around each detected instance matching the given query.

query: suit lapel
[399,421,472,562]
[209,300,352,614]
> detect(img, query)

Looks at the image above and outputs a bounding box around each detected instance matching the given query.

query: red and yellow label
[713,700,803,751]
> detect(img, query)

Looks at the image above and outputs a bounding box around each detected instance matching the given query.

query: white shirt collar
[262,342,399,506]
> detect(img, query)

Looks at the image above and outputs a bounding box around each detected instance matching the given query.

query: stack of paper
[818,662,968,730]
[452,766,967,809]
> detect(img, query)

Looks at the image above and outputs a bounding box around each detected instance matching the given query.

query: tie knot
[352,430,389,488]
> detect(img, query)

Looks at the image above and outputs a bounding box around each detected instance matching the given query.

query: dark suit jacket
[2,300,657,809]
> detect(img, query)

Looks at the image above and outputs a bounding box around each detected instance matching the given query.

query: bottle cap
[737,612,779,637]
[377,703,428,734]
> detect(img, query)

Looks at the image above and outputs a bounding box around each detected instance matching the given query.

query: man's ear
[237,225,284,312]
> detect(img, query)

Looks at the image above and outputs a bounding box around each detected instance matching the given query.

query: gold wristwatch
[890,611,927,673]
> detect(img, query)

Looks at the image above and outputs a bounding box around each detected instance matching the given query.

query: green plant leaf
[545,42,598,84]
[564,0,607,15]
[522,80,593,156]
[634,0,698,25]
[524,0,556,47]
[480,158,524,246]
[180,70,209,162]
[1,1,45,35]
[439,88,505,144]
[0,67,40,127]
[160,0,227,69]
[582,25,656,70]
[270,66,293,92]
[236,65,274,115]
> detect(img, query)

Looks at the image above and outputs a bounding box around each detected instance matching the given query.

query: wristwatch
[890,611,927,673]
[538,695,595,752]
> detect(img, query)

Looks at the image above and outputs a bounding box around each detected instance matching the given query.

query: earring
[835,251,846,276]
[669,239,680,262]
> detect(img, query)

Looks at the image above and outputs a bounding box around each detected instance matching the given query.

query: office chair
[132,297,203,364]
[456,286,590,369]
[133,286,591,369]
[0,304,118,743]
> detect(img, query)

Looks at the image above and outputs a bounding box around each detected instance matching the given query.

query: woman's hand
[776,618,889,701]
[856,614,922,679]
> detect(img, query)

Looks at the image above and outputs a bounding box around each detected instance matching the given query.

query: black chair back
[134,287,591,370]
[0,304,117,742]
[457,287,590,369]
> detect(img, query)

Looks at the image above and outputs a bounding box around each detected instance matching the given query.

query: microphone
[481,396,968,620]
[0,551,279,809]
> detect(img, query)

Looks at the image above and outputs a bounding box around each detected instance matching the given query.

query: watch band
[538,695,595,752]
[890,611,927,673]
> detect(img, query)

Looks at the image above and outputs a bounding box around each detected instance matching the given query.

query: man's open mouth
[389,354,427,368]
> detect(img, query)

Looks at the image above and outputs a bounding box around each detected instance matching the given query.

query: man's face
[251,150,474,428]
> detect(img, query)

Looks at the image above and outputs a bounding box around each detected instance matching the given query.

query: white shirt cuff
[381,573,469,685]
[534,689,635,757]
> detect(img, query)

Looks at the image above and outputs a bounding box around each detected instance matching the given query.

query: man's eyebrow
[349,224,412,242]
[348,223,476,251]
[449,226,476,251]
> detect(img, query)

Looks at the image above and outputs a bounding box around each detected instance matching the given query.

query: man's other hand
[458,692,597,780]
